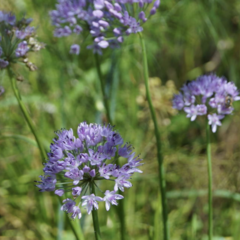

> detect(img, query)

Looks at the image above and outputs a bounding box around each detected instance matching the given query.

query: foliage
[1,0,240,239]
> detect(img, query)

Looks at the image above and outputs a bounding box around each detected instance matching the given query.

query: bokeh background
[1,0,240,239]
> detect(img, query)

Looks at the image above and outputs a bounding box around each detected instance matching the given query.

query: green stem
[138,32,169,240]
[94,55,126,239]
[91,183,102,240]
[7,68,83,240]
[117,200,126,240]
[116,158,126,240]
[7,68,47,161]
[68,220,81,240]
[206,122,213,240]
[94,54,112,125]
[56,196,83,240]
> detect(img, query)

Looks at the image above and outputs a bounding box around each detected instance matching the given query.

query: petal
[98,40,109,48]
[212,124,217,133]
[73,180,79,185]
[105,201,110,211]
[55,189,64,196]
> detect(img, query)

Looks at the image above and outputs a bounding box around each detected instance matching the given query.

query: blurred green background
[1,0,240,239]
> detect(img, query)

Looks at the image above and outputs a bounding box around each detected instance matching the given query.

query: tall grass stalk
[206,121,213,240]
[8,68,84,239]
[138,32,169,240]
[94,54,126,240]
[91,183,102,240]
[116,160,126,240]
[94,54,112,125]
[7,68,47,161]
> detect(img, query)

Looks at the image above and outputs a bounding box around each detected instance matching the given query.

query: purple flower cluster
[36,122,142,219]
[0,11,44,70]
[172,74,240,132]
[50,0,160,55]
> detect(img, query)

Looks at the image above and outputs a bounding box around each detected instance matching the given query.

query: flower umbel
[0,11,44,70]
[36,122,143,219]
[172,74,240,132]
[50,0,160,54]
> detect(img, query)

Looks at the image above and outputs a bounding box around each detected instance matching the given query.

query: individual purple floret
[15,41,30,57]
[61,198,82,219]
[0,11,44,70]
[207,113,224,133]
[49,0,160,54]
[82,194,104,214]
[70,44,80,55]
[36,122,143,219]
[172,74,240,132]
[104,190,124,211]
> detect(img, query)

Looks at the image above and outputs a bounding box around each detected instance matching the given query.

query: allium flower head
[172,74,240,132]
[36,122,143,219]
[50,0,160,54]
[0,11,44,70]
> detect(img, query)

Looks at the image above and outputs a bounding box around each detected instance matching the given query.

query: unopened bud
[26,62,37,71]
[23,58,28,63]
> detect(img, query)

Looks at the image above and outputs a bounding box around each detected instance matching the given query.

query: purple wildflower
[104,190,124,211]
[15,26,35,39]
[61,198,82,219]
[55,189,64,196]
[36,122,143,219]
[72,187,82,196]
[70,44,80,55]
[172,74,240,132]
[172,93,185,110]
[35,175,57,192]
[0,11,44,70]
[208,114,224,133]
[49,0,160,54]
[184,105,198,121]
[82,194,104,214]
[114,174,132,191]
[15,41,30,57]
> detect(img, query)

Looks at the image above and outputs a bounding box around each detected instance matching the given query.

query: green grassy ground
[1,0,240,239]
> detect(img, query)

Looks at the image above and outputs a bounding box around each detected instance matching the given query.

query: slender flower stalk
[94,54,126,240]
[49,3,160,239]
[94,54,112,125]
[172,74,240,239]
[7,68,47,161]
[115,159,126,240]
[138,32,169,240]
[206,122,212,240]
[91,183,102,240]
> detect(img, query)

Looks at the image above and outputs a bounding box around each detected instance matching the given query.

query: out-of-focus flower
[69,44,80,55]
[137,77,177,126]
[172,74,240,132]
[0,11,44,70]
[36,122,143,219]
[50,0,160,54]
